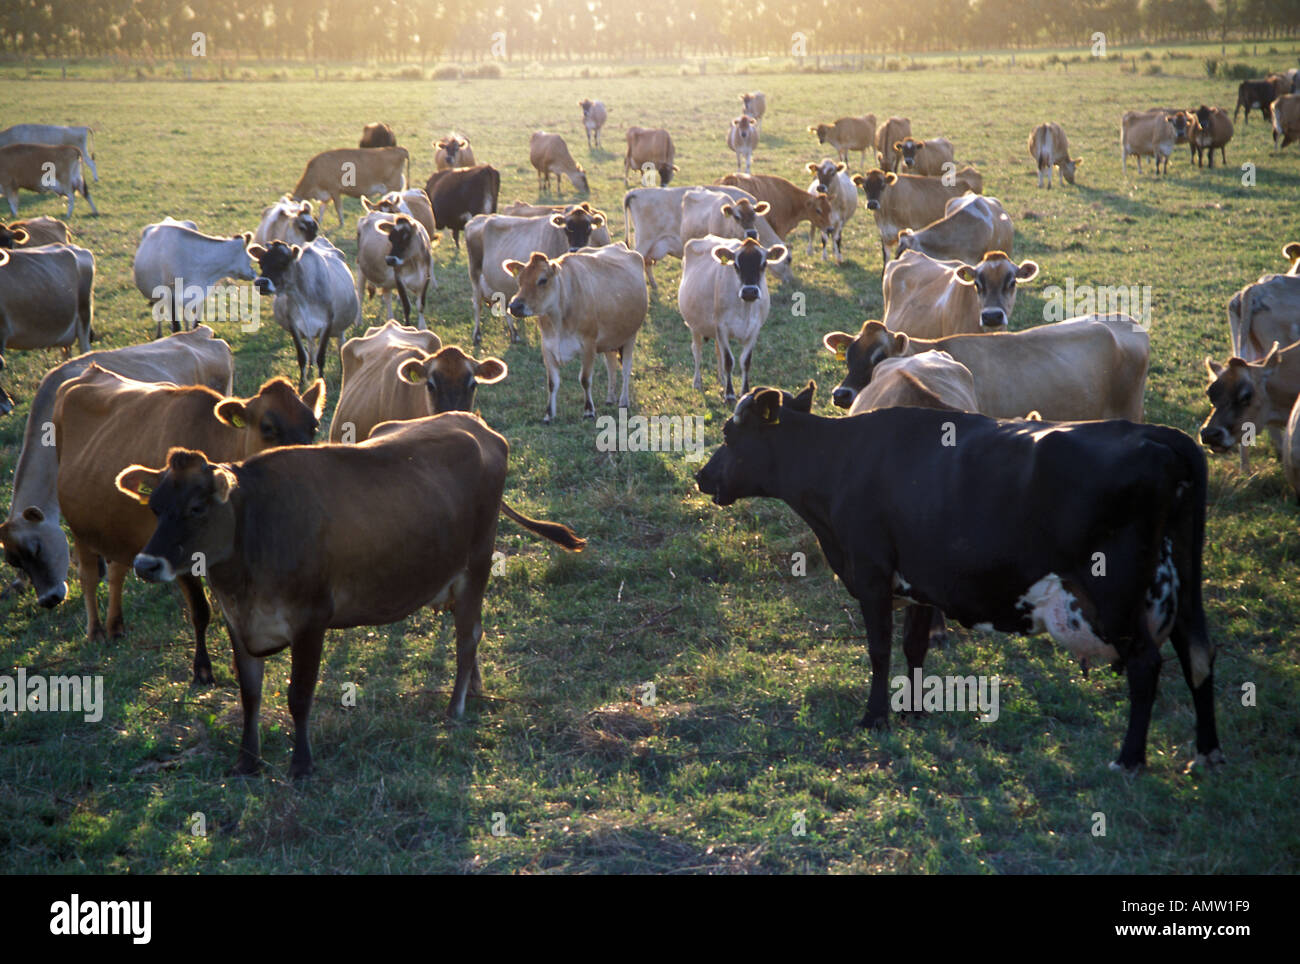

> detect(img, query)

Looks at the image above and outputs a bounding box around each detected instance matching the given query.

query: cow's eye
[188,502,206,518]
[537,276,549,286]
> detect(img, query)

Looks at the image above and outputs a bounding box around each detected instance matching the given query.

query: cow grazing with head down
[248,237,359,387]
[54,365,324,681]
[359,122,396,149]
[530,131,589,195]
[678,235,787,402]
[331,320,507,443]
[0,327,232,606]
[117,415,585,776]
[1028,122,1080,188]
[579,100,608,148]
[505,244,647,423]
[882,249,1039,339]
[291,146,409,228]
[741,92,767,131]
[624,127,677,186]
[695,382,1220,773]
[1201,341,1300,472]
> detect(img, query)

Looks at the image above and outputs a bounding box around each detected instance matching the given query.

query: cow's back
[333,323,442,441]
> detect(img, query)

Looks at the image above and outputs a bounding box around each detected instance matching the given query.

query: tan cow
[53,365,325,680]
[741,92,767,131]
[823,315,1148,421]
[875,117,912,172]
[369,188,437,244]
[1121,110,1187,175]
[530,131,589,194]
[727,115,759,173]
[504,244,647,422]
[882,250,1039,338]
[804,159,857,263]
[0,124,98,182]
[679,236,786,401]
[0,327,232,607]
[331,320,506,442]
[0,244,94,356]
[466,205,611,345]
[852,168,982,267]
[1028,122,1080,188]
[1201,341,1300,471]
[1188,106,1233,168]
[846,351,981,414]
[0,216,70,248]
[895,193,1014,266]
[677,188,794,284]
[894,137,954,177]
[624,127,677,186]
[253,195,319,246]
[1273,94,1300,150]
[291,146,409,227]
[0,143,97,217]
[1228,272,1300,362]
[715,172,832,240]
[808,115,877,169]
[434,133,475,170]
[579,100,608,148]
[356,206,437,328]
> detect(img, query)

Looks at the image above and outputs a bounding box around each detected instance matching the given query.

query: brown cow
[292,146,409,228]
[727,115,759,173]
[54,366,325,681]
[1273,94,1300,150]
[716,172,832,240]
[875,117,912,172]
[847,351,981,415]
[424,164,500,251]
[894,137,955,177]
[530,131,589,194]
[741,92,767,131]
[359,122,396,148]
[0,143,97,217]
[624,127,677,186]
[851,168,981,267]
[808,115,877,169]
[1188,105,1233,168]
[0,216,70,248]
[579,100,608,148]
[1201,341,1300,471]
[882,250,1039,338]
[117,417,585,776]
[1028,122,1080,188]
[331,320,506,442]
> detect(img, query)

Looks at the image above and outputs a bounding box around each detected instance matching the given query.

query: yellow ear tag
[407,368,424,384]
[835,346,847,361]
[138,484,152,496]
[230,414,245,428]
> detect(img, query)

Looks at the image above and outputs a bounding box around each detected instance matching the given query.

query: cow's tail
[404,149,411,190]
[500,501,586,551]
[623,191,635,245]
[1168,433,1213,686]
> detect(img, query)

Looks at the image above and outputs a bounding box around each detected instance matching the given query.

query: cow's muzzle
[1199,426,1235,452]
[37,584,66,609]
[133,554,175,583]
[831,386,856,409]
[979,310,1008,329]
[739,285,761,302]
[508,300,528,318]
[866,199,880,210]
[384,255,402,267]
[253,277,274,294]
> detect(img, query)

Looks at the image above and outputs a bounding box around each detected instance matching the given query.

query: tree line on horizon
[1,0,1297,63]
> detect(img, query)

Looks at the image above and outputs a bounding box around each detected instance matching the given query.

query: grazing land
[2,53,1299,874]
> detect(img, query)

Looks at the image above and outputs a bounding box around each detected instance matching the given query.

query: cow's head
[1168,111,1190,139]
[895,137,925,169]
[1200,346,1280,453]
[0,223,29,249]
[569,164,591,194]
[711,238,786,303]
[504,252,559,319]
[291,201,319,242]
[657,163,679,186]
[696,381,817,507]
[118,449,238,584]
[718,198,771,240]
[852,169,894,210]
[799,192,834,231]
[246,240,299,294]
[214,376,325,454]
[397,345,508,414]
[822,320,911,409]
[805,159,845,193]
[376,214,430,267]
[742,93,759,115]
[808,123,831,144]
[732,115,756,138]
[438,135,468,165]
[953,251,1039,330]
[550,202,604,251]
[579,99,593,116]
[1058,155,1081,185]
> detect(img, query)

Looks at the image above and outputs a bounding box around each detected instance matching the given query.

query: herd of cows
[1,64,1299,781]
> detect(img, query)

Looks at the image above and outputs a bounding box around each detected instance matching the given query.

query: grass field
[2,53,1299,874]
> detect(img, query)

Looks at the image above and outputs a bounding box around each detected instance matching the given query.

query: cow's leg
[176,572,213,685]
[578,345,598,418]
[315,334,332,382]
[290,330,309,389]
[901,605,934,679]
[602,350,619,405]
[449,563,491,717]
[691,331,705,391]
[471,289,484,347]
[807,223,815,256]
[393,277,411,326]
[230,632,265,775]
[718,333,736,403]
[416,280,429,329]
[287,625,324,779]
[3,189,17,218]
[80,181,98,215]
[617,339,635,409]
[104,561,129,640]
[541,346,561,424]
[644,259,659,295]
[1169,615,1222,768]
[75,540,105,643]
[333,194,344,228]
[1113,629,1161,772]
[739,339,755,396]
[858,588,896,728]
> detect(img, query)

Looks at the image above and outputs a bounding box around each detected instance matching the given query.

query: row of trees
[1,0,1297,62]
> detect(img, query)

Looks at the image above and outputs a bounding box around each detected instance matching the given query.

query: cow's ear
[239,231,253,245]
[589,212,605,228]
[1283,241,1300,263]
[289,244,302,259]
[246,243,266,259]
[1262,342,1282,371]
[915,140,926,148]
[502,259,525,277]
[1016,260,1040,281]
[790,380,816,413]
[732,118,741,126]
[806,125,818,134]
[362,196,377,211]
[397,357,427,385]
[754,201,770,215]
[892,330,910,354]
[892,141,903,152]
[302,379,327,420]
[720,203,736,218]
[835,162,846,172]
[214,399,249,429]
[549,213,567,228]
[851,174,865,188]
[1025,410,1043,421]
[885,172,898,185]
[1074,158,1083,166]
[805,162,817,173]
[711,245,736,266]
[10,228,29,245]
[474,357,508,385]
[766,244,787,266]
[823,331,853,358]
[955,265,978,286]
[376,220,395,235]
[753,388,783,425]
[115,465,164,505]
[1205,357,1224,378]
[211,465,236,504]
[0,249,9,267]
[21,506,45,523]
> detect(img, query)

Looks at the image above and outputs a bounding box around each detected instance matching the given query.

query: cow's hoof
[228,757,262,778]
[192,665,215,686]
[289,759,314,781]
[858,713,889,731]
[1108,759,1144,775]
[87,627,106,644]
[107,621,125,639]
[1189,748,1226,771]
[583,410,596,419]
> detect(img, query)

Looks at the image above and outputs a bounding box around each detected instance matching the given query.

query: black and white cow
[696,383,1221,773]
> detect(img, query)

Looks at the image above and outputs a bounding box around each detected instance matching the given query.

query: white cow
[133,218,256,337]
[0,124,98,181]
